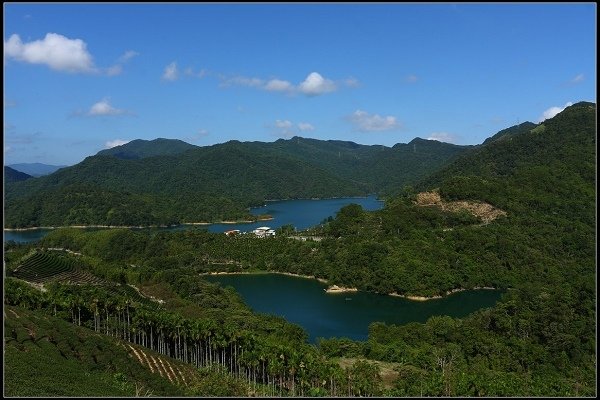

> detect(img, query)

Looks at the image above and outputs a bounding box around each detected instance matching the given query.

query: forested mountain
[4,166,33,183]
[5,136,467,228]
[7,163,68,177]
[481,121,537,145]
[249,136,468,194]
[4,102,596,396]
[420,101,595,225]
[96,138,197,159]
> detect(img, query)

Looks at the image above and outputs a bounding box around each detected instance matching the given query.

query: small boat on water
[345,298,352,301]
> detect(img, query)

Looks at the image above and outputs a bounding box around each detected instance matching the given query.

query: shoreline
[201,270,497,300]
[260,194,382,203]
[390,286,498,301]
[200,270,329,283]
[5,217,277,232]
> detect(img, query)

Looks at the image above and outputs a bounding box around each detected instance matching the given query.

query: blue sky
[4,3,596,165]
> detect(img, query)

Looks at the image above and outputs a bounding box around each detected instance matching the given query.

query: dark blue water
[4,195,383,243]
[205,273,503,343]
[207,195,382,233]
[4,229,53,243]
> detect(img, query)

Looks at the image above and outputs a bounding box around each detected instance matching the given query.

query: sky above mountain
[4,3,596,165]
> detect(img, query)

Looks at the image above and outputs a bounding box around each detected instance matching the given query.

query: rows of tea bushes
[10,251,75,283]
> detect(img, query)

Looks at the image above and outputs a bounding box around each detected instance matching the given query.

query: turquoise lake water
[205,273,503,343]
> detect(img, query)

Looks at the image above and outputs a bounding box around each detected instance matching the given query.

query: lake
[4,195,383,243]
[204,273,503,343]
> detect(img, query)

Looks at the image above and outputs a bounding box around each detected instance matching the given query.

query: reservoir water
[4,195,383,243]
[205,273,503,343]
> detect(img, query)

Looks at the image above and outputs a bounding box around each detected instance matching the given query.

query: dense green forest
[4,102,596,396]
[4,166,32,183]
[5,136,466,228]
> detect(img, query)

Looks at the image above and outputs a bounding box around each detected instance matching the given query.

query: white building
[252,226,276,237]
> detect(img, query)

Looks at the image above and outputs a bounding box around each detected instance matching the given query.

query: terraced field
[121,342,198,388]
[8,250,151,304]
[4,305,188,397]
[10,250,103,285]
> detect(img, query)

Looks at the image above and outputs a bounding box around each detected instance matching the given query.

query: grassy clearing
[336,357,400,389]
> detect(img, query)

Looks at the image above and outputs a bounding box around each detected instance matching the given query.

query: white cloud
[4,99,17,108]
[184,67,208,78]
[196,128,209,137]
[427,132,457,143]
[162,61,179,81]
[570,73,584,84]
[106,65,123,76]
[185,129,209,142]
[106,50,139,76]
[344,77,360,88]
[4,33,96,73]
[298,72,337,96]
[219,71,352,97]
[221,75,264,88]
[118,50,139,63]
[87,98,129,116]
[275,120,293,129]
[5,145,12,153]
[298,122,315,132]
[538,102,573,122]
[270,120,315,138]
[348,110,401,132]
[105,139,130,148]
[405,74,418,83]
[264,79,294,92]
[270,119,296,138]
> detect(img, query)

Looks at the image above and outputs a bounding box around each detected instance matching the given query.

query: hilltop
[96,138,197,159]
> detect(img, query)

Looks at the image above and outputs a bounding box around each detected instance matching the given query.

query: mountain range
[4,103,594,229]
[7,163,68,177]
[5,135,467,228]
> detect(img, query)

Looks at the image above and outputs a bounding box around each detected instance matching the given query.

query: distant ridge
[8,163,67,177]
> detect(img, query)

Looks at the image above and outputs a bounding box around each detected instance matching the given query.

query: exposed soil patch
[415,190,507,224]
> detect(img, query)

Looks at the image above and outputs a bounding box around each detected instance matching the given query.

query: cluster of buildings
[224,226,276,238]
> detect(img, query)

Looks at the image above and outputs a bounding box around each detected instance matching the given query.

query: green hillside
[5,166,33,183]
[4,304,250,397]
[422,101,595,224]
